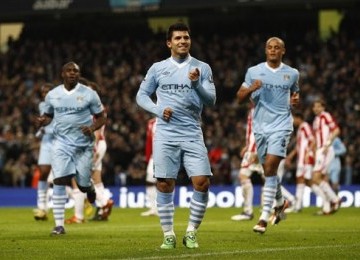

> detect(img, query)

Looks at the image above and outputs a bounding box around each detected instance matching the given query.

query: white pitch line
[122,243,360,260]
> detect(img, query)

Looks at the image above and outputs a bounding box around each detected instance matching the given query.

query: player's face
[167,31,191,59]
[312,102,324,115]
[265,39,285,64]
[62,63,80,88]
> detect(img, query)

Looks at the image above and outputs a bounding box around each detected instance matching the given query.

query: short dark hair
[166,22,190,41]
[313,98,326,107]
[62,61,79,71]
[292,111,304,119]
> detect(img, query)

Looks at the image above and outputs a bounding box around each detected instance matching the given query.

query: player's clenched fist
[36,115,51,128]
[251,79,262,91]
[189,68,200,81]
[163,107,173,122]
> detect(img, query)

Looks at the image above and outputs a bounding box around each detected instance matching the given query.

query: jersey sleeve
[43,92,54,115]
[90,89,104,115]
[136,64,163,117]
[244,68,261,104]
[243,69,252,88]
[192,64,216,106]
[333,137,346,156]
[291,69,300,93]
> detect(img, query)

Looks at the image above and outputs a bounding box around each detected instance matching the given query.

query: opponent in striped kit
[312,99,341,214]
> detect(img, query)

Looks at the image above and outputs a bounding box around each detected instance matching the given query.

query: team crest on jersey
[283,74,290,81]
[77,96,84,103]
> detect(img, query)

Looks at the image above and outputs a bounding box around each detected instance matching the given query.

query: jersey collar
[169,55,192,68]
[62,83,80,95]
[265,62,284,73]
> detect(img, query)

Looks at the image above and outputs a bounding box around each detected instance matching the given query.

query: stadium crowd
[0,19,359,187]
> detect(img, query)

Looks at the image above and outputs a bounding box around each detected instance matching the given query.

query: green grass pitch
[0,207,359,259]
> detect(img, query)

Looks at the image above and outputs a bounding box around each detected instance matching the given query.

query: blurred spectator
[0,20,359,187]
[3,153,30,187]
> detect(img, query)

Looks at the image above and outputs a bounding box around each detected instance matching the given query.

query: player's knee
[239,170,251,180]
[263,162,279,176]
[77,184,92,193]
[39,172,50,181]
[53,176,72,186]
[39,166,51,181]
[192,176,210,192]
[156,178,175,193]
[240,177,251,185]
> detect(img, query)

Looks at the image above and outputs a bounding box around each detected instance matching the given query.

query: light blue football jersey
[332,137,346,157]
[243,62,299,134]
[37,101,55,165]
[43,83,103,147]
[136,55,216,141]
[39,101,54,142]
[329,137,346,183]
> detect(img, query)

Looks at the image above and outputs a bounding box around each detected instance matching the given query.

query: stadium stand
[0,3,359,187]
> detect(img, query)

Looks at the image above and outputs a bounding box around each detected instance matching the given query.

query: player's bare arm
[240,145,248,158]
[237,79,262,103]
[323,127,340,154]
[80,111,107,136]
[36,113,53,128]
[290,92,300,107]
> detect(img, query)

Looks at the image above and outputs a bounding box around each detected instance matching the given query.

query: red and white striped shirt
[145,118,156,163]
[312,111,338,149]
[245,108,257,153]
[296,121,314,165]
[93,113,106,153]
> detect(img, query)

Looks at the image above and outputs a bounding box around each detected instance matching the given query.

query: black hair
[166,22,190,41]
[62,61,80,72]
